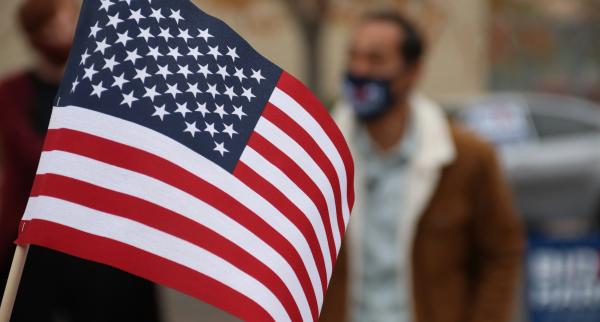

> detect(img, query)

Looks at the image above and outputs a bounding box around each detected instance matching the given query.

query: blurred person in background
[320,11,524,322]
[0,1,160,321]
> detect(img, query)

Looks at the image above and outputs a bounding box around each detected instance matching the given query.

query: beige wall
[0,0,33,77]
[418,0,490,100]
[0,0,489,101]
[194,0,489,101]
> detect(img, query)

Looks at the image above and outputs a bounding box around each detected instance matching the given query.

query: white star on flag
[159,27,173,42]
[167,46,183,60]
[156,64,172,79]
[188,46,202,60]
[107,13,124,29]
[89,22,101,38]
[222,123,238,138]
[112,73,128,89]
[214,104,228,119]
[204,122,219,137]
[213,141,229,156]
[170,9,184,24]
[71,77,79,93]
[241,87,255,102]
[207,45,221,60]
[149,8,164,22]
[124,49,142,64]
[143,85,160,102]
[116,30,133,46]
[165,83,182,99]
[198,28,213,42]
[251,69,266,83]
[99,0,113,12]
[231,105,246,120]
[223,85,237,100]
[195,102,211,117]
[226,46,239,62]
[152,104,170,121]
[147,46,162,60]
[120,90,138,107]
[177,64,192,79]
[80,49,91,65]
[133,66,151,83]
[198,64,212,78]
[83,64,98,81]
[234,67,247,82]
[184,121,200,137]
[138,27,154,42]
[186,82,202,98]
[95,38,110,55]
[91,81,108,98]
[102,55,119,72]
[216,65,230,80]
[128,9,145,24]
[178,28,192,42]
[174,102,192,118]
[206,83,220,99]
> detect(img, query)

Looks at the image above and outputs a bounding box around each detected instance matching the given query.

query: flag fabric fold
[16,0,354,321]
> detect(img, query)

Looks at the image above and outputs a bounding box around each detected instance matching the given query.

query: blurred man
[0,0,76,268]
[320,12,524,322]
[0,1,160,321]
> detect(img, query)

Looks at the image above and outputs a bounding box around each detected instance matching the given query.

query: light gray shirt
[352,122,415,322]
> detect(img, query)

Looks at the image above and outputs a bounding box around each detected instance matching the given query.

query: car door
[508,109,600,230]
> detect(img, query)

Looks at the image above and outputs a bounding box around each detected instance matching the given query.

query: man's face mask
[342,73,395,121]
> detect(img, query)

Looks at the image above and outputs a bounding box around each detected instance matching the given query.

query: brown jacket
[320,96,524,322]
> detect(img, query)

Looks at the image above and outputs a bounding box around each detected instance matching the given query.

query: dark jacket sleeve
[0,73,39,269]
[467,143,525,322]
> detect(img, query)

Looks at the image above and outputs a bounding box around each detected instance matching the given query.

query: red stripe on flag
[17,220,274,322]
[245,131,337,267]
[29,173,304,322]
[261,103,346,241]
[276,72,355,209]
[42,128,319,319]
[233,160,328,294]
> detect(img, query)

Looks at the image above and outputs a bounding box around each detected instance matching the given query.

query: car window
[530,113,600,139]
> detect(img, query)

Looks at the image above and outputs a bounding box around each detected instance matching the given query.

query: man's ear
[404,62,423,87]
[393,62,422,97]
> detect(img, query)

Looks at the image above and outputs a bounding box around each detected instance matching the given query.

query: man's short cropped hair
[362,11,425,69]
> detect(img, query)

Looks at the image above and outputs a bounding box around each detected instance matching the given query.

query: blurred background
[0,0,599,321]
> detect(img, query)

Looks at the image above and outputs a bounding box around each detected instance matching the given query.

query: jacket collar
[410,94,456,170]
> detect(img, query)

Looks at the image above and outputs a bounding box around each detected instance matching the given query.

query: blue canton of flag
[62,0,280,172]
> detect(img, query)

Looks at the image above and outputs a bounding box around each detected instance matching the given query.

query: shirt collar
[355,113,416,166]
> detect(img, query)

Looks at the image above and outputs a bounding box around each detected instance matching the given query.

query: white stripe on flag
[269,88,351,226]
[35,149,313,321]
[254,118,341,251]
[47,106,322,314]
[22,196,290,322]
[240,146,333,281]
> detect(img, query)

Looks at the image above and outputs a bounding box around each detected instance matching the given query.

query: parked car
[446,93,600,235]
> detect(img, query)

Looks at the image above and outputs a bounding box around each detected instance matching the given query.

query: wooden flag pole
[0,244,29,322]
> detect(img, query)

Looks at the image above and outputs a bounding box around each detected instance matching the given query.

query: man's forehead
[351,20,403,50]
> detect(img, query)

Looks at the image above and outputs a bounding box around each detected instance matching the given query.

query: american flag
[15,0,354,321]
